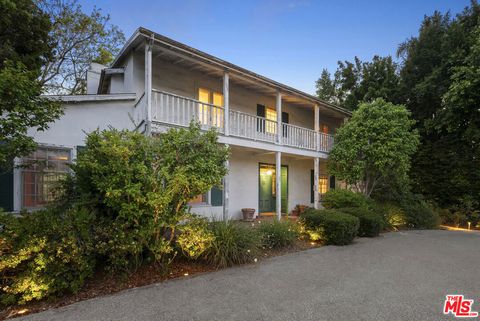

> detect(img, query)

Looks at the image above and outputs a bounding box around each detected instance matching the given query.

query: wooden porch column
[276,151,282,221]
[223,149,230,221]
[276,90,282,144]
[314,104,320,151]
[314,157,319,209]
[223,71,229,136]
[145,38,153,136]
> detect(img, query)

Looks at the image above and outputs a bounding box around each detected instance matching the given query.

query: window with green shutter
[329,176,336,190]
[210,184,223,206]
[0,167,14,211]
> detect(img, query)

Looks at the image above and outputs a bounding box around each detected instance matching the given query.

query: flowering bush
[257,220,299,249]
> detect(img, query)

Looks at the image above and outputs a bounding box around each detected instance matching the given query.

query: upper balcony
[118,28,350,157]
[134,89,335,155]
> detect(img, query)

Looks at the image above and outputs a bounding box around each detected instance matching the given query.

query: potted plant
[241,208,255,221]
[291,204,308,216]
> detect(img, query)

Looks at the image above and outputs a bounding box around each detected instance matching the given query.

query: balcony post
[223,150,229,221]
[145,38,153,136]
[223,71,229,136]
[314,157,319,209]
[276,90,282,144]
[314,104,320,151]
[276,151,282,220]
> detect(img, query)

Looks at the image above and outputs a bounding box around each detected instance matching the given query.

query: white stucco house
[0,27,351,220]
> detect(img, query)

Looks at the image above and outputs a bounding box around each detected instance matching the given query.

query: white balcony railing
[150,90,334,153]
[152,89,224,132]
[229,110,277,144]
[282,123,316,150]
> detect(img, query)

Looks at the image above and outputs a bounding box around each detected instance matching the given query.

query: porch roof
[110,27,351,118]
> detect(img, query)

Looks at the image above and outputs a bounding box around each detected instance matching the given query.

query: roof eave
[111,27,352,117]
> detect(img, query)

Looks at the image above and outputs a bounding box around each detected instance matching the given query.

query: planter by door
[241,208,256,221]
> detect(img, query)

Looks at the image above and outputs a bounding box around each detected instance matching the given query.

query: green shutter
[76,145,86,157]
[282,112,289,138]
[256,104,266,133]
[0,167,14,211]
[211,185,223,206]
[310,169,314,203]
[329,176,336,190]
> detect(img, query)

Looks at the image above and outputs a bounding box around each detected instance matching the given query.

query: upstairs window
[265,107,277,134]
[198,88,223,128]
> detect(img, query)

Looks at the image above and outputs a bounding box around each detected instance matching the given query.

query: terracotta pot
[241,208,256,221]
[298,205,307,214]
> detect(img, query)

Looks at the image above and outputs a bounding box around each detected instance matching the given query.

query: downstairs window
[22,147,71,208]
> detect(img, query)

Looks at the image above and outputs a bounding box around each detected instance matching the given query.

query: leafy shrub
[400,196,440,229]
[338,207,383,237]
[300,209,359,245]
[377,203,407,230]
[176,215,214,259]
[0,207,95,305]
[437,203,480,229]
[204,221,260,268]
[257,220,299,249]
[72,124,228,271]
[322,189,372,209]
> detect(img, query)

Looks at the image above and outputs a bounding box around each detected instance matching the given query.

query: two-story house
[0,27,351,220]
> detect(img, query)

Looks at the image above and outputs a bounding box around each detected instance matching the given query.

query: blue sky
[79,0,469,94]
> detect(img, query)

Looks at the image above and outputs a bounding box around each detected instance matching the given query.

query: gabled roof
[111,27,351,117]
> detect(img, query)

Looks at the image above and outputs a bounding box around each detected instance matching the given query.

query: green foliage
[0,62,63,166]
[399,195,440,229]
[322,189,372,209]
[176,215,214,260]
[300,209,359,245]
[0,0,52,72]
[437,202,480,229]
[72,124,228,271]
[0,207,95,305]
[257,220,299,249]
[316,2,480,215]
[0,1,63,167]
[377,203,407,230]
[328,99,419,197]
[39,0,125,94]
[316,56,400,111]
[337,207,383,237]
[398,3,480,213]
[204,222,260,268]
[315,69,336,102]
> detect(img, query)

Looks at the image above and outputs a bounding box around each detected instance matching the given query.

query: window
[198,88,223,128]
[188,185,223,207]
[319,176,328,195]
[189,193,208,205]
[22,147,71,208]
[266,107,277,134]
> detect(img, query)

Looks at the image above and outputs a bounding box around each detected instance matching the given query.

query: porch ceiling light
[266,170,273,175]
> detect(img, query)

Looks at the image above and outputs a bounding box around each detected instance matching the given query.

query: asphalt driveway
[16,230,480,321]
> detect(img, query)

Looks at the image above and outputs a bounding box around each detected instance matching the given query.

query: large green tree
[328,99,419,197]
[38,0,125,94]
[315,56,400,111]
[397,1,480,210]
[0,0,52,72]
[0,0,62,167]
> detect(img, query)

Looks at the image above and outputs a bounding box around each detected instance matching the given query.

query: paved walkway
[17,230,480,321]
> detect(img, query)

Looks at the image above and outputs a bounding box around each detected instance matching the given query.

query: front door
[259,164,288,214]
